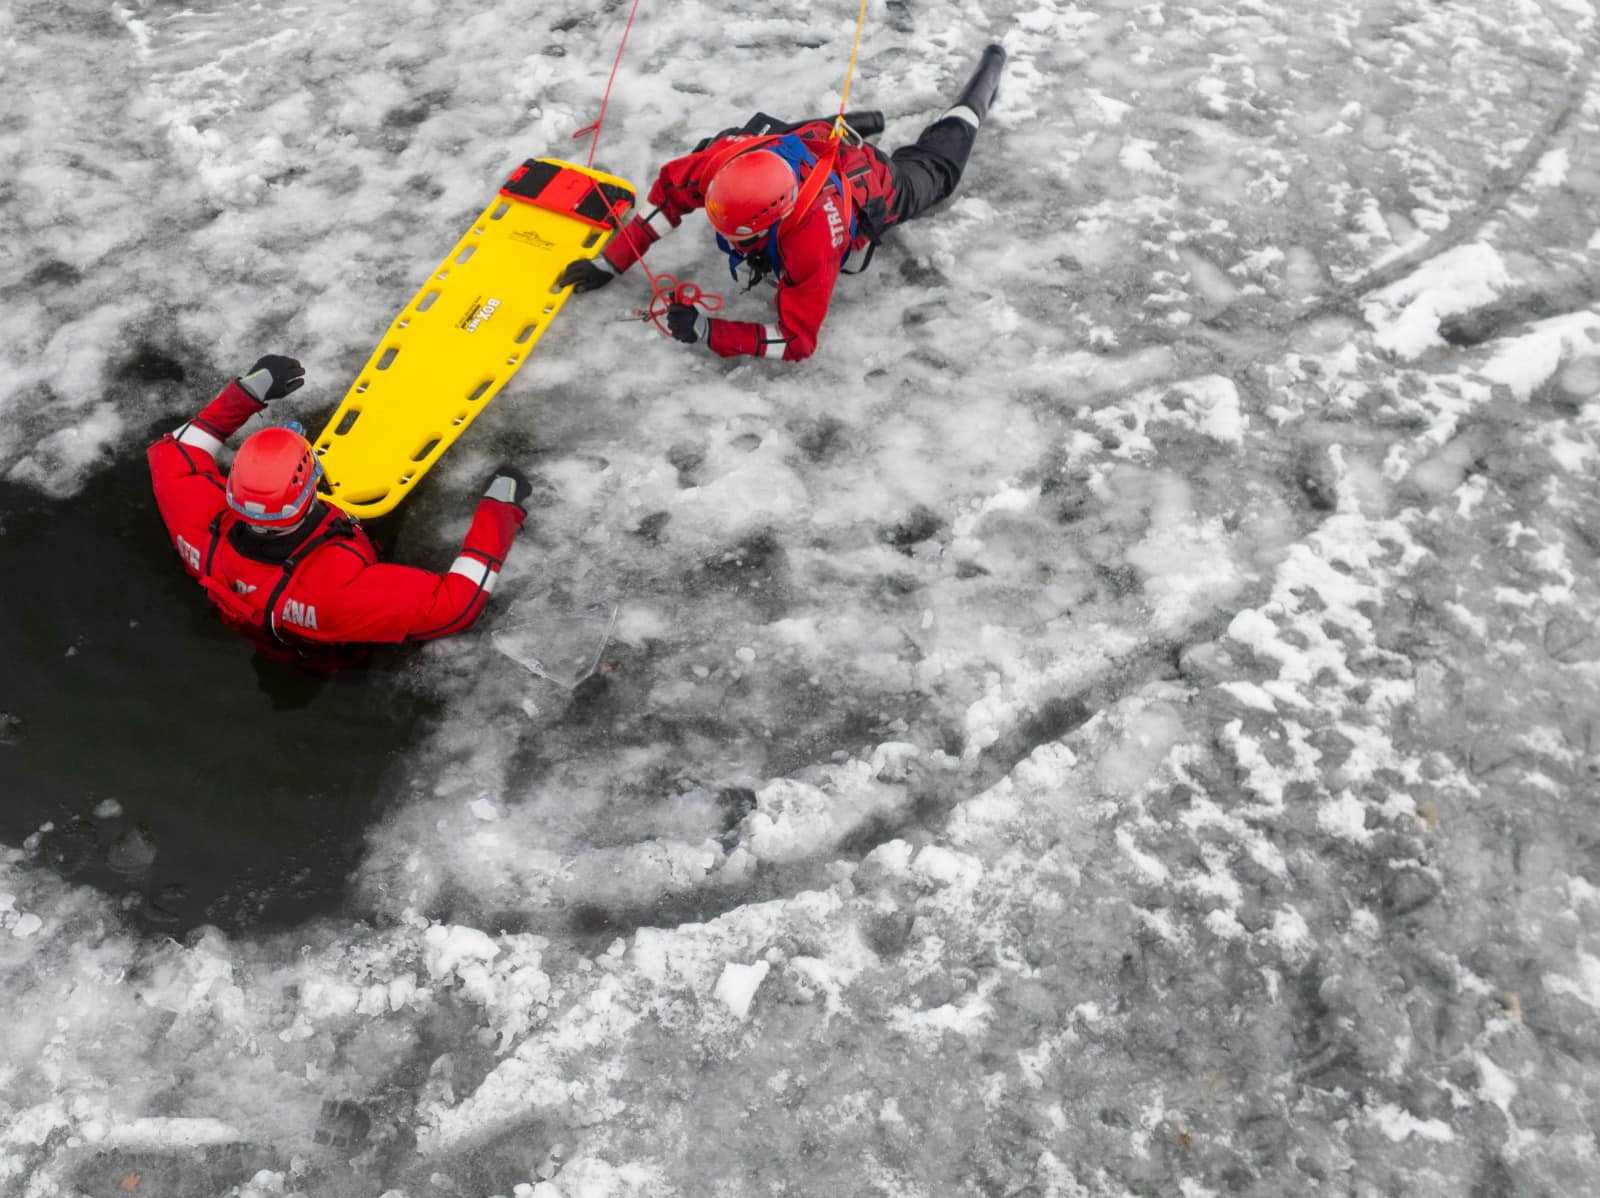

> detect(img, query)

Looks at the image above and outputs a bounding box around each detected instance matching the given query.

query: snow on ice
[6,0,1600,1193]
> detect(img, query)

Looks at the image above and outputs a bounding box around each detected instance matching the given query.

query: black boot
[885,44,1009,224]
[949,43,1007,125]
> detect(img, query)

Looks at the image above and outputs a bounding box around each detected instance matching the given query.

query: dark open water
[0,450,437,932]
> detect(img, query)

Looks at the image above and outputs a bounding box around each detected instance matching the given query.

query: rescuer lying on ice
[556,43,1007,363]
[147,354,530,663]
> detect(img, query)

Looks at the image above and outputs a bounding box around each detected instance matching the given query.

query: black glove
[485,466,534,513]
[666,303,708,344]
[557,257,616,293]
[239,354,305,402]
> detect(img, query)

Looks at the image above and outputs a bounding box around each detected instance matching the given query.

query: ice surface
[1363,243,1513,359]
[7,0,1600,1193]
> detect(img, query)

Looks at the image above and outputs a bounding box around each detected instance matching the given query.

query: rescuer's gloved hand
[238,354,305,402]
[484,466,534,513]
[666,302,708,345]
[556,257,616,293]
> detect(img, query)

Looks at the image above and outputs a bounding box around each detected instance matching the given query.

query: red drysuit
[147,380,523,658]
[601,120,898,361]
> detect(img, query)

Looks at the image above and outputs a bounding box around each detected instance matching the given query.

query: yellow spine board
[315,159,634,519]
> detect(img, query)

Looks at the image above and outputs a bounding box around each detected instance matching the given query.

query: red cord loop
[632,273,724,337]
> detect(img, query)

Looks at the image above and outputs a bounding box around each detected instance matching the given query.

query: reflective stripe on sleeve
[175,422,224,456]
[449,554,498,593]
[758,324,788,358]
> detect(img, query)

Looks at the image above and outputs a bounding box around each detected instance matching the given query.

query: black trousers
[886,115,978,225]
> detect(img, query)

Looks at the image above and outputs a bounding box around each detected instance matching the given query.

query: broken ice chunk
[714,960,770,1019]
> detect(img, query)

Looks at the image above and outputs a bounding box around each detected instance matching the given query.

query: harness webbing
[261,514,357,644]
[793,0,872,231]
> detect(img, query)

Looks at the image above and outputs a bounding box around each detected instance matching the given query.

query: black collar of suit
[228,502,350,565]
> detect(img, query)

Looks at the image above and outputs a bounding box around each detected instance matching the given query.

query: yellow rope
[833,0,871,139]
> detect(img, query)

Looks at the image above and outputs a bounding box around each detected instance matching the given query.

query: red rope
[572,0,725,335]
[572,0,644,168]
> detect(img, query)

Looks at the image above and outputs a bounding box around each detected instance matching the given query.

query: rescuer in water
[557,44,1007,363]
[147,354,529,666]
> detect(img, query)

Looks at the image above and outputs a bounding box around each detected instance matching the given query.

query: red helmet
[226,426,321,528]
[705,149,798,241]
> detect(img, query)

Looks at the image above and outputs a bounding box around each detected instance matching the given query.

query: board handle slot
[411,437,441,462]
[582,230,602,249]
[334,409,361,436]
[490,201,510,220]
[455,244,477,265]
[467,378,495,402]
[416,290,442,313]
[376,346,400,370]
[515,323,538,345]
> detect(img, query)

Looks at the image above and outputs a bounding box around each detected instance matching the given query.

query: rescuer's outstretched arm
[556,142,727,291]
[662,204,845,363]
[146,356,302,575]
[288,470,530,645]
